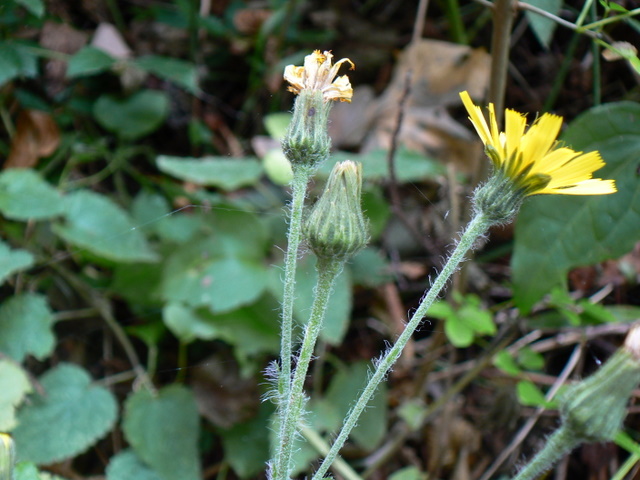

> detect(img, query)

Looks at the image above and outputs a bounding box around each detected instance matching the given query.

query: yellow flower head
[284,50,355,103]
[460,91,616,196]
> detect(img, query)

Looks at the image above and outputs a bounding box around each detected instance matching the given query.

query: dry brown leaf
[92,23,132,59]
[5,110,61,169]
[39,22,88,94]
[359,39,491,174]
[233,8,272,35]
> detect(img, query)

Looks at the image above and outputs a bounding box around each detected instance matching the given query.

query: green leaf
[161,209,268,313]
[14,0,44,16]
[270,255,352,345]
[516,380,556,408]
[107,450,163,480]
[123,385,200,480]
[162,302,218,343]
[53,190,158,263]
[263,112,291,140]
[0,360,32,430]
[0,294,55,363]
[220,403,272,479]
[444,314,474,348]
[157,156,263,190]
[517,347,546,371]
[0,42,38,87]
[0,241,34,285]
[350,247,392,287]
[524,0,563,48]
[134,55,199,94]
[513,102,640,313]
[93,90,169,140]
[325,148,445,182]
[0,169,64,221]
[66,47,115,77]
[13,364,118,464]
[262,149,293,186]
[323,361,387,450]
[493,350,521,376]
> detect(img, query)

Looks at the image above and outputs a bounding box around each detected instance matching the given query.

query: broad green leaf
[262,149,293,185]
[123,385,200,480]
[524,0,562,48]
[66,47,114,77]
[135,55,199,94]
[0,294,55,363]
[444,314,474,348]
[269,255,352,345]
[0,42,38,86]
[325,148,445,182]
[93,90,169,140]
[397,399,428,431]
[516,380,556,408]
[111,262,164,307]
[0,241,34,285]
[53,190,158,263]
[220,403,272,479]
[350,247,392,287]
[107,450,163,480]
[263,112,291,140]
[131,190,202,243]
[197,295,280,361]
[493,350,521,376]
[0,169,64,220]
[13,364,117,464]
[161,209,269,313]
[512,102,640,312]
[14,0,44,16]
[162,302,219,343]
[517,347,546,371]
[0,360,32,430]
[157,156,263,190]
[323,361,387,450]
[162,252,267,314]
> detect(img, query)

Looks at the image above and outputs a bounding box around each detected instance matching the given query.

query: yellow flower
[284,50,354,103]
[460,91,616,195]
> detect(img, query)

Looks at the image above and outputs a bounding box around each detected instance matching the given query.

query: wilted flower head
[284,50,354,103]
[460,91,616,196]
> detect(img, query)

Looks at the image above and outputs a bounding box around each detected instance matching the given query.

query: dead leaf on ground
[39,21,88,94]
[349,39,491,174]
[5,110,61,169]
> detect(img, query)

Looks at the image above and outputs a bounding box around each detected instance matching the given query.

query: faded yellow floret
[460,91,616,196]
[284,50,354,102]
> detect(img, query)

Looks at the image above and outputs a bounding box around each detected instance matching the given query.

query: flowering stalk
[311,92,616,479]
[312,211,491,480]
[271,52,355,480]
[277,50,355,407]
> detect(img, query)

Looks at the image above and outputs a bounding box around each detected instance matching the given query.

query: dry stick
[412,0,430,44]
[384,69,435,253]
[478,343,584,480]
[52,264,155,393]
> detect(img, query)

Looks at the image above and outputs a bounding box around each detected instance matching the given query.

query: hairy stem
[312,212,490,480]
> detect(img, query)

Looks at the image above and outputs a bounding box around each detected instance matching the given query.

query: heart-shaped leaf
[123,385,200,480]
[13,364,118,464]
[0,294,54,362]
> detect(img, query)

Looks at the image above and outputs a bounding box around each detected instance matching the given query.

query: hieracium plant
[269,50,617,480]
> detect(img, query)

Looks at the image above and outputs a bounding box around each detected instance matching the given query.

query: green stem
[279,166,312,402]
[579,7,640,31]
[312,212,491,480]
[511,427,579,480]
[274,258,344,480]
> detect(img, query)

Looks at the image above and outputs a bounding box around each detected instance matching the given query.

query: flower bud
[282,90,332,169]
[304,160,369,261]
[559,323,640,443]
